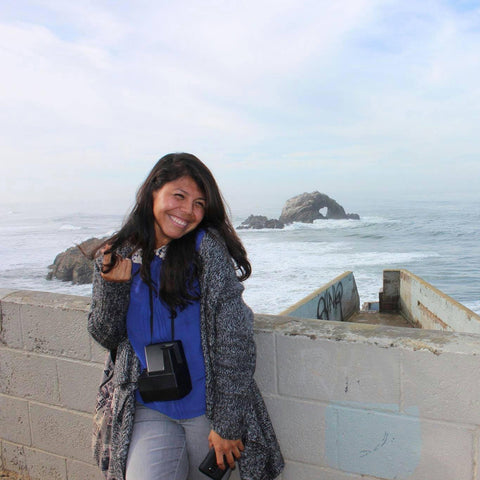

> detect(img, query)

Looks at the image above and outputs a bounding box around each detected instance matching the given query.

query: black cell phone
[198,449,230,479]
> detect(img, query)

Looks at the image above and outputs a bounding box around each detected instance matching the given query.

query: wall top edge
[0,288,91,312]
[254,313,480,356]
[2,289,480,357]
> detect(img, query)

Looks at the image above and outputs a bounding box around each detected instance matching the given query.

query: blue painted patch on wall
[325,402,421,479]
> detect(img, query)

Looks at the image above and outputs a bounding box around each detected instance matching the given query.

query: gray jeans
[126,404,230,480]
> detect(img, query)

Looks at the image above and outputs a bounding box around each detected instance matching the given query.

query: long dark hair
[98,153,251,317]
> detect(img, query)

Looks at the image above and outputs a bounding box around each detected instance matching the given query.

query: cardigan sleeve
[87,253,132,351]
[199,230,256,439]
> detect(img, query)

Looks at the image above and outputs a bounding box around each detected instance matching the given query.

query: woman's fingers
[100,256,132,282]
[232,445,243,459]
[224,451,236,469]
[208,430,244,470]
[100,245,111,265]
[215,450,227,470]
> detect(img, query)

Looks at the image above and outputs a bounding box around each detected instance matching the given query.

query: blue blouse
[126,232,206,420]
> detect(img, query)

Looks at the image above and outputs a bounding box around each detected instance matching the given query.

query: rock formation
[46,237,106,285]
[237,215,285,230]
[237,192,359,229]
[279,191,359,224]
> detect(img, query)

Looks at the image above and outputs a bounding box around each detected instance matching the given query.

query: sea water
[0,199,478,315]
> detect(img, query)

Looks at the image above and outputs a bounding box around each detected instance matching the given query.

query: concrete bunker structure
[282,269,480,332]
[1,270,480,480]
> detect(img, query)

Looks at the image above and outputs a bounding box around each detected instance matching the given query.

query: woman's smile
[168,214,189,228]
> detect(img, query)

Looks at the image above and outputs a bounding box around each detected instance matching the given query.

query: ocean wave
[237,216,401,233]
[59,224,82,231]
[345,233,385,239]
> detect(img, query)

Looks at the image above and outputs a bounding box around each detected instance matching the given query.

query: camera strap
[148,285,175,343]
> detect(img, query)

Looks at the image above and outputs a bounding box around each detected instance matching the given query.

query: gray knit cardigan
[88,229,284,480]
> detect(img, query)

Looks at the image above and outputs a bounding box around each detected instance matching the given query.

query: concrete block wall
[0,289,105,480]
[2,289,480,479]
[255,315,480,480]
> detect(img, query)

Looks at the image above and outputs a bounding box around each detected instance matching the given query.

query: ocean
[1,198,479,316]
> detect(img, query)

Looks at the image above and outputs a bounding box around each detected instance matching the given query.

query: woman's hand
[100,248,132,283]
[208,430,244,470]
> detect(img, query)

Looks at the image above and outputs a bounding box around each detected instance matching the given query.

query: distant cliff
[239,191,359,229]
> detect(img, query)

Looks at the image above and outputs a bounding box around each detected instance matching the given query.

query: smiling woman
[152,176,206,247]
[87,153,284,480]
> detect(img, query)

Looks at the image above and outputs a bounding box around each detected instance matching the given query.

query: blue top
[126,231,206,420]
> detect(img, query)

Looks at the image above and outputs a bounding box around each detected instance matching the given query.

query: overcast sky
[1,0,480,216]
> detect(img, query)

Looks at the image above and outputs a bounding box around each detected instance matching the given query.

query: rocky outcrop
[279,192,359,224]
[237,215,285,230]
[46,237,106,285]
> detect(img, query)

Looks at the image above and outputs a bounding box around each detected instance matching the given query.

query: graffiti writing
[317,282,344,321]
[360,432,391,457]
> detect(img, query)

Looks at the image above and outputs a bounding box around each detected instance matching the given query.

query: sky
[1,0,480,217]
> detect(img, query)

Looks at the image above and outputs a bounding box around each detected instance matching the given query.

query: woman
[88,153,284,480]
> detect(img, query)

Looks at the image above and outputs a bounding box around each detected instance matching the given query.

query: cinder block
[21,303,91,360]
[0,301,23,348]
[67,459,104,480]
[1,441,28,476]
[90,337,107,363]
[24,448,67,480]
[283,461,369,480]
[29,404,93,464]
[57,358,104,413]
[254,332,277,394]
[0,348,59,403]
[0,394,31,445]
[264,395,326,466]
[402,349,480,424]
[410,418,474,480]
[276,335,400,406]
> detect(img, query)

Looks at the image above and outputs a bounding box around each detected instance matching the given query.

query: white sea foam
[59,224,82,230]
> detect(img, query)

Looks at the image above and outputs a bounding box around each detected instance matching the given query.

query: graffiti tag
[317,282,344,321]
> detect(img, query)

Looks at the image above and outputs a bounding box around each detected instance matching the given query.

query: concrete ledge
[0,290,92,360]
[0,290,90,312]
[255,313,480,356]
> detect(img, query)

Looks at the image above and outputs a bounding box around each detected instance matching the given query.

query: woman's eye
[174,193,184,199]
[195,201,206,209]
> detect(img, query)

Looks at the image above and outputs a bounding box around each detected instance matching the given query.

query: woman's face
[152,176,206,247]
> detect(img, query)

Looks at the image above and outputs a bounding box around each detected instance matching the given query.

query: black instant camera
[138,340,192,402]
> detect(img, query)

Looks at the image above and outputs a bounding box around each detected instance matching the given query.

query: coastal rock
[46,237,105,285]
[279,191,360,224]
[237,215,285,230]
